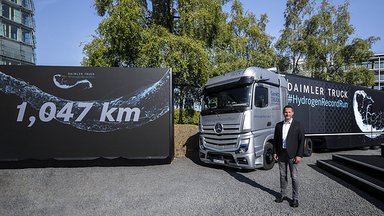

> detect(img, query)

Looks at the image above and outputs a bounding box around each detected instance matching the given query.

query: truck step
[317,159,384,200]
[332,154,384,180]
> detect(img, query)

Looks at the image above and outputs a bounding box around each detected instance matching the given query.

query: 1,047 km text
[16,102,141,127]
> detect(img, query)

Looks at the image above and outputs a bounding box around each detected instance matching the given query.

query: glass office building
[0,0,35,65]
[355,54,384,91]
[370,54,384,91]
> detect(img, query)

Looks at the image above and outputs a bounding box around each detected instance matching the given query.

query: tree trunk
[152,0,173,32]
[178,86,184,124]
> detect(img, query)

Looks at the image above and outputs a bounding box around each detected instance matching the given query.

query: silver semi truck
[198,67,384,170]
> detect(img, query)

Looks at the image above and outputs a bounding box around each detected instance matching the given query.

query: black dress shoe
[290,199,299,207]
[274,195,285,203]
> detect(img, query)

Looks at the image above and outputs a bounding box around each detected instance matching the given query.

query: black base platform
[317,154,384,201]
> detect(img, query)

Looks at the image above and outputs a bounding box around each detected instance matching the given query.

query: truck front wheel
[263,142,275,170]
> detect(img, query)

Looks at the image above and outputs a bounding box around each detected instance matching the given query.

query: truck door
[270,85,283,127]
[252,84,272,130]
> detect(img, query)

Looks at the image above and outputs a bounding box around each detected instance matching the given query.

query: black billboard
[0,66,173,163]
[285,73,384,149]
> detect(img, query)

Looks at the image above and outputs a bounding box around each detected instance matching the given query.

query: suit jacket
[273,119,305,159]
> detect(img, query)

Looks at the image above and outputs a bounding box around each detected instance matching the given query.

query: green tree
[82,0,277,123]
[277,0,379,87]
[209,0,276,76]
[81,37,110,66]
[135,26,209,123]
[275,0,313,74]
[83,0,214,123]
[345,67,374,87]
[342,37,379,65]
[152,0,173,31]
[305,0,378,85]
[306,0,354,80]
[229,0,276,68]
[84,0,148,67]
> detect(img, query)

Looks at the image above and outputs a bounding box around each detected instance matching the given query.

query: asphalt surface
[0,149,383,216]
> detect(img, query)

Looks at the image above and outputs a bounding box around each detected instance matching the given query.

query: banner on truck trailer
[285,74,384,148]
[0,66,173,162]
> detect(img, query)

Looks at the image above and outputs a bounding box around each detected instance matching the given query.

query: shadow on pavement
[184,134,252,170]
[225,169,280,198]
[184,134,282,200]
[184,133,205,166]
[0,157,171,169]
[308,164,384,211]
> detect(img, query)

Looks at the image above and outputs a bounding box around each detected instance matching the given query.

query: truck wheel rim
[266,149,273,164]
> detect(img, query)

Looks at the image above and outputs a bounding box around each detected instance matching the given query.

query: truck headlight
[199,136,206,150]
[238,139,249,153]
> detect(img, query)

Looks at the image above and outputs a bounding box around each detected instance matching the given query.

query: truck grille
[202,123,241,134]
[202,134,238,151]
[201,123,241,151]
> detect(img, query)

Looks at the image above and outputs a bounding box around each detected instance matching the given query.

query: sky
[34,0,384,66]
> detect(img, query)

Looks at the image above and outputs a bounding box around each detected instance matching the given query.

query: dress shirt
[282,119,292,149]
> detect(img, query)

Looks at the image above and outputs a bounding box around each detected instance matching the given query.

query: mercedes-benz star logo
[214,123,223,134]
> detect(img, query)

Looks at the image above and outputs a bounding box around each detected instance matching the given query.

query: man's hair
[283,105,294,112]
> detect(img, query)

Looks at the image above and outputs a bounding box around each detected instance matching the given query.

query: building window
[2,4,10,19]
[22,0,32,10]
[22,12,32,27]
[22,30,32,45]
[373,59,384,69]
[2,23,10,38]
[0,0,35,65]
[0,23,3,36]
[11,25,17,40]
[365,62,373,69]
[14,9,21,23]
[10,7,15,21]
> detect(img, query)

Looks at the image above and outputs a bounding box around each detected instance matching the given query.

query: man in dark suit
[273,105,304,208]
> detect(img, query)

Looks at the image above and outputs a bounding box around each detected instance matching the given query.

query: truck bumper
[199,149,261,169]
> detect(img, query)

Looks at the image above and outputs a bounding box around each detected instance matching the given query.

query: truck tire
[303,138,313,157]
[263,142,275,170]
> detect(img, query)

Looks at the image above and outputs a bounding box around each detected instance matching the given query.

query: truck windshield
[202,84,252,115]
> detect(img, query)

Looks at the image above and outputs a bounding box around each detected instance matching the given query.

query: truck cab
[199,67,288,169]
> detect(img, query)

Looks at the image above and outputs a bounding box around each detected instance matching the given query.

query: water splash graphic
[0,71,170,132]
[353,90,384,138]
[53,74,93,89]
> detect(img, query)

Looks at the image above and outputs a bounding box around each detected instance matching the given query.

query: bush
[174,109,200,125]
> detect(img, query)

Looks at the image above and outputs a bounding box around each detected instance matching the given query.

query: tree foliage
[82,0,378,124]
[306,0,355,79]
[82,0,275,123]
[277,0,379,86]
[275,0,313,74]
[345,67,375,87]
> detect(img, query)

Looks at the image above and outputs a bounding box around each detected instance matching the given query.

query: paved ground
[0,149,383,216]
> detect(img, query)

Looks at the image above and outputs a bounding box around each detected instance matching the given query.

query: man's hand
[273,154,278,161]
[294,156,302,164]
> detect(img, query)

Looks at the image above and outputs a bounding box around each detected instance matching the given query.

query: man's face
[283,107,294,121]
